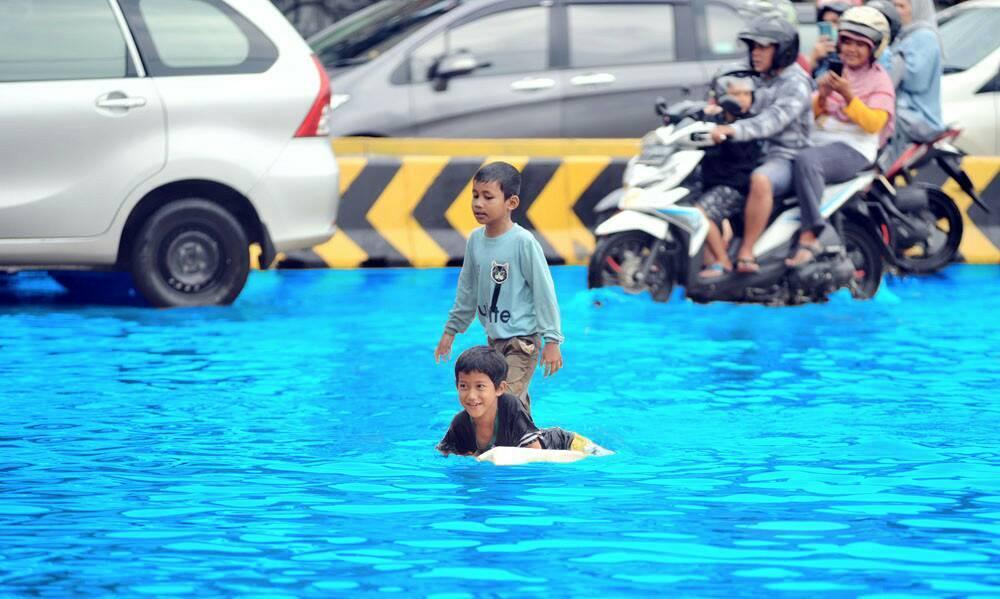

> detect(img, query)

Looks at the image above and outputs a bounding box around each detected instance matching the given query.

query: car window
[704,3,744,57]
[568,3,675,68]
[0,0,128,82]
[311,0,460,69]
[120,0,278,76]
[410,6,548,83]
[939,7,1000,73]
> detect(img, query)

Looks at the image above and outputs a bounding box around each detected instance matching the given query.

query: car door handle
[571,73,616,86]
[510,77,555,92]
[96,94,147,109]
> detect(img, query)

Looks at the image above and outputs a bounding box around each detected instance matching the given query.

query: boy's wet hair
[455,346,508,388]
[474,162,521,199]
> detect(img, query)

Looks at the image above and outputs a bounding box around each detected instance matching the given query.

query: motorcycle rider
[786,6,896,267]
[879,0,944,164]
[710,17,814,273]
[696,66,763,278]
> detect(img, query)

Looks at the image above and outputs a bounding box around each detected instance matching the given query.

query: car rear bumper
[252,137,340,253]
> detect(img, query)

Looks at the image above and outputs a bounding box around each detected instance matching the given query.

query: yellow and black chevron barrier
[295,138,636,268]
[283,138,1000,268]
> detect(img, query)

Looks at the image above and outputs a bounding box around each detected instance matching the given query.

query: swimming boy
[434,162,563,412]
[436,347,598,457]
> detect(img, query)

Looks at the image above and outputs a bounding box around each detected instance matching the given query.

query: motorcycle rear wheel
[894,186,964,274]
[843,221,884,299]
[588,231,674,302]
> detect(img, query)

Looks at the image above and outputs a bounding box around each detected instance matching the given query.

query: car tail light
[295,55,331,138]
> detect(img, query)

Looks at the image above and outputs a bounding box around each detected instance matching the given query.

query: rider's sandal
[698,262,731,280]
[736,257,760,273]
[785,242,823,267]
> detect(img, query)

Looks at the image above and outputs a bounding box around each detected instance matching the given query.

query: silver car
[0,0,340,307]
[311,0,750,138]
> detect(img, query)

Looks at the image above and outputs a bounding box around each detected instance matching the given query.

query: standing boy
[434,162,563,412]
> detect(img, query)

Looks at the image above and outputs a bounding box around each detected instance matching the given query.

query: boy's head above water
[472,162,521,229]
[454,346,509,420]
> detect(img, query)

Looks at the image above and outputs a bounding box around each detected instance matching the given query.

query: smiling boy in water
[434,162,563,413]
[437,347,600,457]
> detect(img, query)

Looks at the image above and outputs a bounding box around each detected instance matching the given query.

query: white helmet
[838,5,891,59]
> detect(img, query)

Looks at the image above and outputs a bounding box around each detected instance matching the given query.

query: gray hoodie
[730,63,814,160]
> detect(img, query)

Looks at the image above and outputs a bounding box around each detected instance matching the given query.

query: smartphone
[818,21,837,43]
[827,55,844,77]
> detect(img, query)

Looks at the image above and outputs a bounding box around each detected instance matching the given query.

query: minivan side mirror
[431,51,489,91]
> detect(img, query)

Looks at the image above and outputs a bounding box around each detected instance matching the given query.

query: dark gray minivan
[310,0,749,137]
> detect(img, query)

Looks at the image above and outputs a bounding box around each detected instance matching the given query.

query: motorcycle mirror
[654,97,669,117]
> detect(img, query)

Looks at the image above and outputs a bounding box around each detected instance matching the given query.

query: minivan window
[704,3,744,57]
[410,6,549,83]
[567,3,675,68]
[311,0,461,69]
[120,0,278,76]
[939,7,1000,73]
[0,0,128,82]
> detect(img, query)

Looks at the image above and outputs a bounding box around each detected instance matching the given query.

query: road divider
[280,139,999,268]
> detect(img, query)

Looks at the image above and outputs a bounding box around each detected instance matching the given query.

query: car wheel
[130,199,250,307]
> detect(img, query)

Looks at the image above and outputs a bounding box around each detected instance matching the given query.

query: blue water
[1,266,999,597]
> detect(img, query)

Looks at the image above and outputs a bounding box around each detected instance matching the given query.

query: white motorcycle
[587,100,887,305]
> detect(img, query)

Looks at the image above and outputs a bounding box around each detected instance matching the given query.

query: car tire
[130,199,250,308]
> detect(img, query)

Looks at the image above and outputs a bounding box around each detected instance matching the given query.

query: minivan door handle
[570,73,616,87]
[510,77,555,92]
[95,92,147,110]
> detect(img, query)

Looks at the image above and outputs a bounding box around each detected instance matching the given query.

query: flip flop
[698,262,732,280]
[736,257,760,273]
[785,242,823,267]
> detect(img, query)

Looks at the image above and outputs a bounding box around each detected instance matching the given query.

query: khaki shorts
[489,335,540,413]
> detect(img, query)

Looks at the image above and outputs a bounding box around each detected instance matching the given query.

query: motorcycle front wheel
[587,231,674,302]
[894,187,964,274]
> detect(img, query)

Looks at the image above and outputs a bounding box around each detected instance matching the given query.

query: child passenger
[695,66,763,278]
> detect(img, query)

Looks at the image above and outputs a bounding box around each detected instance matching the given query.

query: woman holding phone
[786,6,896,267]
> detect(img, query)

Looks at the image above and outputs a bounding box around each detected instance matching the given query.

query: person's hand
[435,332,455,363]
[540,342,563,377]
[703,104,723,116]
[710,125,735,144]
[826,71,854,104]
[816,72,834,101]
[811,37,836,64]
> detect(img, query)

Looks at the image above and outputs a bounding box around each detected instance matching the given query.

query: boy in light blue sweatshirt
[434,162,564,413]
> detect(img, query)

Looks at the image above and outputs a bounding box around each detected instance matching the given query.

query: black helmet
[866,0,902,42]
[738,16,800,73]
[817,0,851,21]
